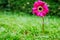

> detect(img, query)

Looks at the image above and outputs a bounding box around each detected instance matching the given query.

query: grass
[0,12,60,40]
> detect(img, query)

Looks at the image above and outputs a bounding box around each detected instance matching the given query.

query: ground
[0,12,60,40]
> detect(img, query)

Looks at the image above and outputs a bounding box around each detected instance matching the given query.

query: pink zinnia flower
[32,0,49,17]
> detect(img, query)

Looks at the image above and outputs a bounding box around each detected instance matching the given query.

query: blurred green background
[0,0,60,40]
[0,0,60,16]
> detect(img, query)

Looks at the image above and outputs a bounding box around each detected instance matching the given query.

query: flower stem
[42,17,44,33]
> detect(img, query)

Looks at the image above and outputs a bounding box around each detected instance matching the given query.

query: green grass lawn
[0,12,60,40]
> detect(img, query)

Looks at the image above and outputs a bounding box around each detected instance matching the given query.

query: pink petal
[36,12,40,16]
[43,4,49,13]
[32,8,38,14]
[34,2,39,8]
[38,1,45,6]
[40,13,44,17]
[32,8,37,10]
[39,12,46,17]
[34,1,45,8]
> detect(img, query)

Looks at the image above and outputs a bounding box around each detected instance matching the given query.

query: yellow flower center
[38,6,43,12]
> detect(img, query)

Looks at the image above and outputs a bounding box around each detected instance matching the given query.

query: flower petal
[43,6,49,13]
[34,2,39,8]
[32,8,38,14]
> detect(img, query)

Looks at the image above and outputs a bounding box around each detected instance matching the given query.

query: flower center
[39,8,42,10]
[38,6,43,12]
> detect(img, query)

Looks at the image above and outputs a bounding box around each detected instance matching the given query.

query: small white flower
[27,2,29,4]
[48,5,50,7]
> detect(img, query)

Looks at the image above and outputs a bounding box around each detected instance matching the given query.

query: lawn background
[0,0,60,40]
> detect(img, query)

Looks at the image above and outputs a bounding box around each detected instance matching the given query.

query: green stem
[42,17,44,33]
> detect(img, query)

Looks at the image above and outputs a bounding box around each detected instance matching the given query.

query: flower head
[32,0,49,17]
